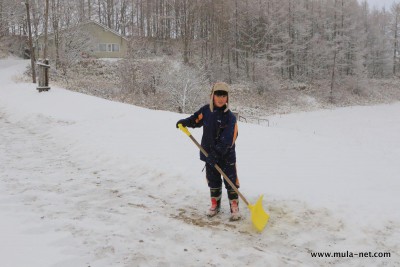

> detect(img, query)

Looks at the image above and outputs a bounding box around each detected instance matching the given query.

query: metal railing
[233,111,269,126]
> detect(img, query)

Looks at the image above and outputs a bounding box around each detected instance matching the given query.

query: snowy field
[0,58,399,267]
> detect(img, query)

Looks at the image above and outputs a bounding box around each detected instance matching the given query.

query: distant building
[36,20,129,59]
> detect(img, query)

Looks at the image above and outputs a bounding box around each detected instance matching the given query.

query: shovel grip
[178,124,191,137]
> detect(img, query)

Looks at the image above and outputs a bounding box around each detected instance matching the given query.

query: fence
[232,111,269,126]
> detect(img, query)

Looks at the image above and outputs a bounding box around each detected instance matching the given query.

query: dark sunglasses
[214,90,228,96]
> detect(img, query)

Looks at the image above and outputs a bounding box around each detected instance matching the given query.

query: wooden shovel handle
[185,129,250,206]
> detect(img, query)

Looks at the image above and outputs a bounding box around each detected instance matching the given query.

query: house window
[99,43,107,52]
[112,44,120,52]
[98,43,120,52]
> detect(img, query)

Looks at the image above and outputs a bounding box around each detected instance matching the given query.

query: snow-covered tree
[157,61,209,113]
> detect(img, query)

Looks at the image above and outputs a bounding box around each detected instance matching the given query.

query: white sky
[364,0,400,10]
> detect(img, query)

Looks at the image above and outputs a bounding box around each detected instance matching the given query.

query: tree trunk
[43,0,49,59]
[25,0,36,83]
[330,48,337,103]
[0,1,3,36]
[51,0,60,69]
[88,0,92,20]
[394,4,399,75]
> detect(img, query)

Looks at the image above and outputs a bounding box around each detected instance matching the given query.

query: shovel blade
[248,195,269,232]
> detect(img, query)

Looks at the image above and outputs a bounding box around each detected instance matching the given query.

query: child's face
[213,94,228,108]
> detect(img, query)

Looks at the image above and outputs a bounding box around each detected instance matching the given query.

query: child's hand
[176,119,188,128]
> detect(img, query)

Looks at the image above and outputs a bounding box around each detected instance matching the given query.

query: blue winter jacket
[183,104,238,163]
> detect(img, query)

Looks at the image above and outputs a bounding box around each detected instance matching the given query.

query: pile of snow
[0,58,399,266]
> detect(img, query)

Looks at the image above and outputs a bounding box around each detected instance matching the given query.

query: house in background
[36,20,129,59]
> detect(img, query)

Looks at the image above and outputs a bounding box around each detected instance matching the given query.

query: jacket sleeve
[214,115,238,156]
[182,106,205,128]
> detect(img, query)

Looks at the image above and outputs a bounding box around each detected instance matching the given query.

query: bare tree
[43,0,49,59]
[24,0,36,83]
[51,0,61,68]
[4,0,400,90]
[392,3,400,76]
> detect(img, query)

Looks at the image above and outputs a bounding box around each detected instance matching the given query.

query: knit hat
[210,82,229,112]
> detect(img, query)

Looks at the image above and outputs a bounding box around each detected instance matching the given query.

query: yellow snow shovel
[178,124,269,232]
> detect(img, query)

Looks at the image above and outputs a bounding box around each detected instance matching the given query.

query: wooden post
[36,59,50,92]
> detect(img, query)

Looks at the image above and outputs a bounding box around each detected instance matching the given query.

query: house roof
[80,20,129,41]
[37,20,129,41]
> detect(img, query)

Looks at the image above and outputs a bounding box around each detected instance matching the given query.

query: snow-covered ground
[0,58,399,267]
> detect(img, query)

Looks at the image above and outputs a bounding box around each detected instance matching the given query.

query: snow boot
[228,189,241,221]
[207,187,222,217]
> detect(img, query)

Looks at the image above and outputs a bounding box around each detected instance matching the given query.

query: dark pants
[206,161,239,190]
